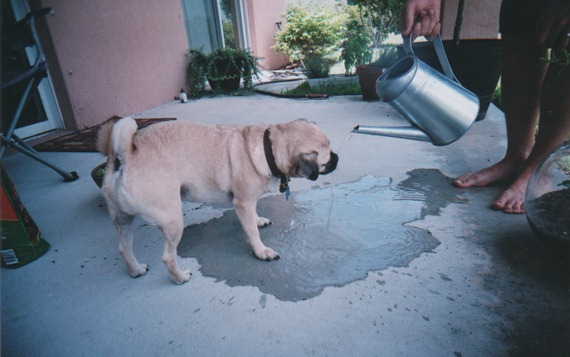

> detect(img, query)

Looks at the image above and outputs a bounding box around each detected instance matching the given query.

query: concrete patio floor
[2,94,569,356]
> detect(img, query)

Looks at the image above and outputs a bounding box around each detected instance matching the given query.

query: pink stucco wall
[38,0,189,129]
[247,0,288,70]
[31,0,500,130]
[441,0,501,40]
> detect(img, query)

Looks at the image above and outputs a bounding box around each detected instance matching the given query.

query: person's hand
[399,0,441,40]
[535,0,570,51]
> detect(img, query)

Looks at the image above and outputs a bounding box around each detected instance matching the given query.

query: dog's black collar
[263,129,290,194]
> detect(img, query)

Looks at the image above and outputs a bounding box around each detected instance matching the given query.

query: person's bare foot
[490,166,534,214]
[452,158,521,188]
[490,182,527,214]
[453,158,533,214]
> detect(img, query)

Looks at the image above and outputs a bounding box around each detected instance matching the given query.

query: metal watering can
[353,35,479,146]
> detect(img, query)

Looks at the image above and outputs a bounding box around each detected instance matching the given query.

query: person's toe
[492,191,525,214]
[508,200,525,214]
[491,198,505,211]
[453,174,474,188]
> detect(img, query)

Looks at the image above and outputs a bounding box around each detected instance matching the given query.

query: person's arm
[399,0,441,39]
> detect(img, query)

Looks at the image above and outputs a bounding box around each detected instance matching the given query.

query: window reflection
[219,0,237,49]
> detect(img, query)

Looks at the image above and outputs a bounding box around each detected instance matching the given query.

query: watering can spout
[353,125,432,142]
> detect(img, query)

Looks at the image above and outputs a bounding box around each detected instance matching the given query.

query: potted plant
[355,45,399,100]
[339,0,405,100]
[186,47,260,98]
[273,1,347,78]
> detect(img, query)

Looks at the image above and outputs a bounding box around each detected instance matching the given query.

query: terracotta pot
[356,64,385,101]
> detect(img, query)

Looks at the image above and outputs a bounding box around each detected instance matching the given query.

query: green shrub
[302,54,338,79]
[542,49,570,76]
[282,80,362,96]
[273,1,347,78]
[491,82,502,110]
[340,0,405,74]
[369,45,399,69]
[348,0,404,46]
[340,5,374,74]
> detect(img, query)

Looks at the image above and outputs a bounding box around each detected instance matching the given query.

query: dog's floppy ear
[294,153,319,180]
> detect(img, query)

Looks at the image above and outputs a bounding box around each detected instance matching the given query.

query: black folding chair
[1,8,78,182]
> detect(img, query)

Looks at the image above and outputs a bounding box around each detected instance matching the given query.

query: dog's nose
[322,152,338,174]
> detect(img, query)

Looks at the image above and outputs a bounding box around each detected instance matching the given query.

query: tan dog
[97,117,338,284]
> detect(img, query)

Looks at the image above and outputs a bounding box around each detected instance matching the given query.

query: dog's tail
[97,116,138,165]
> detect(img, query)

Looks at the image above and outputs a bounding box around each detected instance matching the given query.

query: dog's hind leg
[159,213,191,284]
[114,213,149,278]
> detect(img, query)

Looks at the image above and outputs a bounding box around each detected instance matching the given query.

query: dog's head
[270,119,338,181]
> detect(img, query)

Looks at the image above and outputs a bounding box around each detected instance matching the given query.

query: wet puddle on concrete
[178,169,466,301]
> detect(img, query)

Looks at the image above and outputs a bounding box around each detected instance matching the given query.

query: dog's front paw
[257,216,271,227]
[255,247,280,261]
[129,263,149,278]
[170,269,192,285]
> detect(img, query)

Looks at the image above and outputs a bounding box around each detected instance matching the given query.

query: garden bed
[255,75,359,98]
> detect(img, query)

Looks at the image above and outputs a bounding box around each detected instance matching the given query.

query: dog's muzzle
[321,152,339,175]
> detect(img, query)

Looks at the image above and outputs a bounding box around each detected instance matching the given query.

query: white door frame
[233,0,251,50]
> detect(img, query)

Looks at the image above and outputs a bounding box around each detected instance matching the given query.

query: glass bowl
[525,140,570,249]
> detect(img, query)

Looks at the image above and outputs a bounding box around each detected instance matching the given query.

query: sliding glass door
[181,0,250,52]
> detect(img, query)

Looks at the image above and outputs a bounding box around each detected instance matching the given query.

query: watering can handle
[403,34,458,82]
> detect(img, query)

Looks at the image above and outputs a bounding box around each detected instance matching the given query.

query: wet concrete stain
[178,169,466,301]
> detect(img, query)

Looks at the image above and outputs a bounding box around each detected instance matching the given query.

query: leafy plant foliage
[273,1,347,78]
[341,0,405,73]
[186,47,260,98]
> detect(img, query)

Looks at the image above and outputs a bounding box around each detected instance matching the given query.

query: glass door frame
[181,0,251,53]
[9,0,64,139]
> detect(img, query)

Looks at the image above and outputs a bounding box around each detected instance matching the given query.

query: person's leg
[453,34,548,193]
[494,54,570,213]
[454,39,570,214]
[452,0,570,214]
